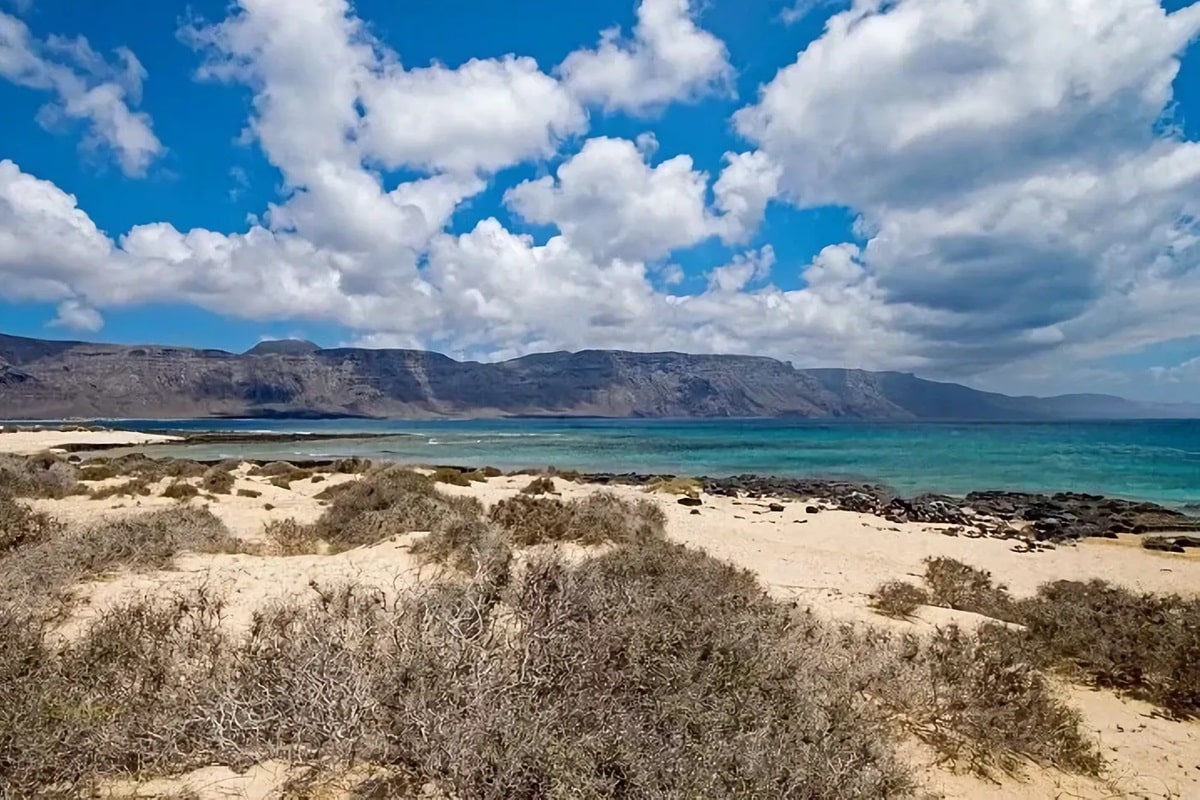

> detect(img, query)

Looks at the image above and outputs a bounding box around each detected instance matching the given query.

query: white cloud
[735,0,1200,377]
[359,55,586,175]
[0,11,162,175]
[505,137,776,262]
[49,299,103,332]
[708,246,775,293]
[1151,356,1200,384]
[559,0,732,114]
[504,136,715,262]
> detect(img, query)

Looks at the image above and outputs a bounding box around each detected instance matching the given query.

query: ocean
[86,417,1200,508]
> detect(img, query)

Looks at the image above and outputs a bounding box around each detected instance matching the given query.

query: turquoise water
[94,418,1200,507]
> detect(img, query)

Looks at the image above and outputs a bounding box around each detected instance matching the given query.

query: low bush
[411,517,511,586]
[1019,580,1200,717]
[871,581,928,619]
[0,493,60,553]
[161,481,200,501]
[489,491,666,547]
[519,476,556,495]
[481,466,503,478]
[263,518,323,556]
[644,475,703,497]
[77,464,119,481]
[309,466,482,550]
[89,477,152,500]
[430,467,471,486]
[884,557,1200,719]
[922,557,1019,622]
[0,452,79,498]
[0,506,241,617]
[201,466,236,495]
[876,624,1102,776]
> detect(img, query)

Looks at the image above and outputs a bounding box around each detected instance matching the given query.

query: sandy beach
[0,427,181,454]
[5,430,1200,799]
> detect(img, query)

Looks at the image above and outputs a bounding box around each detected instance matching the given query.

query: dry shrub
[261,518,323,556]
[489,491,665,547]
[78,464,119,481]
[104,455,208,482]
[0,534,1115,796]
[310,474,326,484]
[0,506,240,617]
[461,470,488,483]
[411,517,511,586]
[871,581,928,619]
[0,492,61,553]
[309,466,482,550]
[381,542,912,798]
[902,558,1200,719]
[201,466,236,495]
[644,475,702,497]
[0,452,78,498]
[873,624,1102,776]
[430,467,471,486]
[481,466,502,478]
[1019,580,1200,717]
[161,481,200,501]
[519,476,556,495]
[89,477,152,500]
[922,557,1019,622]
[249,461,300,477]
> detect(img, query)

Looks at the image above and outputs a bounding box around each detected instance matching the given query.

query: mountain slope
[0,332,1192,420]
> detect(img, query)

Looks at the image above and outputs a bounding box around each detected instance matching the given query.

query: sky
[1,0,1199,402]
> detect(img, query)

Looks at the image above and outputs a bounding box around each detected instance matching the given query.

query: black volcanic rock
[0,331,1195,420]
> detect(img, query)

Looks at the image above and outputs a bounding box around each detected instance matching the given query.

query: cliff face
[0,333,1188,420]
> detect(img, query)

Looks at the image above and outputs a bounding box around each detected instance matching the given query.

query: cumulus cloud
[505,138,776,262]
[559,0,732,114]
[0,11,162,175]
[736,0,1200,376]
[49,299,103,332]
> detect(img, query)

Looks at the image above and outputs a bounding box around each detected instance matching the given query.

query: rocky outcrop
[0,332,1193,420]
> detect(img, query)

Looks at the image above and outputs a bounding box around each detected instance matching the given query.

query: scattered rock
[805,505,821,514]
[689,509,701,516]
[677,496,703,507]
[768,503,785,512]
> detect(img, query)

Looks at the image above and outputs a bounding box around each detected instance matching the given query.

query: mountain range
[0,332,1194,421]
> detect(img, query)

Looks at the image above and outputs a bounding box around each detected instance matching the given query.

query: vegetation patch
[488,492,665,546]
[0,452,79,499]
[871,581,928,619]
[201,466,236,495]
[519,476,556,495]
[644,475,703,497]
[161,481,200,501]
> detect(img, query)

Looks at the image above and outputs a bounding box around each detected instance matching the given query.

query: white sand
[26,469,1200,799]
[0,428,181,454]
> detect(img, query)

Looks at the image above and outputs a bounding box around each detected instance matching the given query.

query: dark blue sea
[83,418,1200,508]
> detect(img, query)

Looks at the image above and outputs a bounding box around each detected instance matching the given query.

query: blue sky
[1,0,1199,401]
